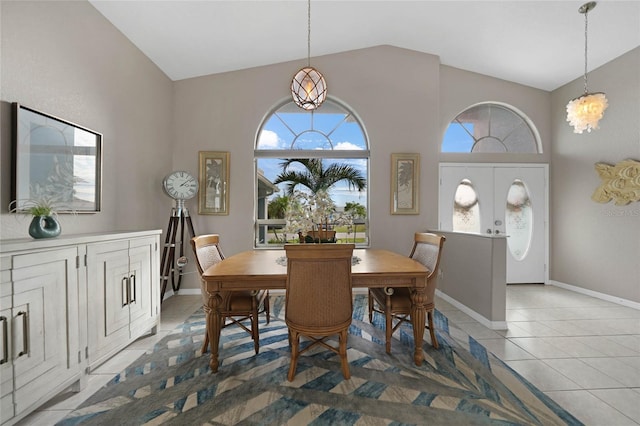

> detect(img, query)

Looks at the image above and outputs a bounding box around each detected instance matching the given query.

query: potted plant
[9,197,62,239]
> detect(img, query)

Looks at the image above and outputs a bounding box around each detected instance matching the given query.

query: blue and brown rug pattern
[59,296,582,425]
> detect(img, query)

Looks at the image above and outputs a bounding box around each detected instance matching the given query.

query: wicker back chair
[190,234,269,354]
[368,232,446,353]
[284,243,355,381]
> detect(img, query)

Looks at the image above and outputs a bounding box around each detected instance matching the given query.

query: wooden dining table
[201,248,429,373]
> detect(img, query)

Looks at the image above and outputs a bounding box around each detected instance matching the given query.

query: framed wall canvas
[198,151,230,215]
[391,153,420,215]
[11,103,102,213]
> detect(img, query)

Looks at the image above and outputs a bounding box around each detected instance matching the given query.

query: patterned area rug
[59,296,582,425]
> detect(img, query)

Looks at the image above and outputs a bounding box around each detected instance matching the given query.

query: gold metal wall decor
[592,159,640,205]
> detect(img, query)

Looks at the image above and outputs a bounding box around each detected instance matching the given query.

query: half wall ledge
[429,230,508,330]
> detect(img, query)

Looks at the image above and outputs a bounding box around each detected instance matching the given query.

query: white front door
[439,163,547,284]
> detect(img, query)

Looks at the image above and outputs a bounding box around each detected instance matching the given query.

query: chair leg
[288,330,300,382]
[201,332,209,354]
[201,305,210,353]
[265,291,270,324]
[368,291,373,322]
[427,310,439,349]
[339,329,350,380]
[252,298,260,354]
[385,295,393,354]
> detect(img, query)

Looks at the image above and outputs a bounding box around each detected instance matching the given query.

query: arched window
[442,102,541,153]
[255,98,370,247]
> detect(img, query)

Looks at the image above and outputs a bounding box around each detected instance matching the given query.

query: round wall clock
[162,171,198,200]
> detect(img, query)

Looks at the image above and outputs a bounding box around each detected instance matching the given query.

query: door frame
[438,162,549,284]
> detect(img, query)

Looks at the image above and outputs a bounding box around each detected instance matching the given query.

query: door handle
[122,277,129,307]
[0,316,7,364]
[129,274,136,304]
[17,311,28,357]
[486,228,492,234]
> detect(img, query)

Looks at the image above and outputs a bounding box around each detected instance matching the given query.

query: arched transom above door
[442,103,541,154]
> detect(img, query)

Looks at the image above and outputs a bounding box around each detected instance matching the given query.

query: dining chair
[190,234,269,354]
[368,232,446,353]
[284,243,355,381]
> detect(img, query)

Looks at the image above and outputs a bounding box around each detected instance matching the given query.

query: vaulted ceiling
[89,1,640,91]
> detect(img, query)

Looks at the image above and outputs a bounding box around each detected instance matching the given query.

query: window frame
[442,102,542,154]
[254,98,370,248]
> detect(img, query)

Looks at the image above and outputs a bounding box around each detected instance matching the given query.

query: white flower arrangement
[283,189,353,243]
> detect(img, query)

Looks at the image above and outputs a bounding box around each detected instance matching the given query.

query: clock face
[163,171,199,200]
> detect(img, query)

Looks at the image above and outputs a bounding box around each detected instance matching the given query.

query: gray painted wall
[173,46,440,266]
[550,47,639,303]
[437,231,507,324]
[173,46,553,291]
[1,1,637,303]
[0,1,173,240]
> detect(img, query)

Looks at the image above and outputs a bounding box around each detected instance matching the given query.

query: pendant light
[291,0,327,110]
[566,2,608,134]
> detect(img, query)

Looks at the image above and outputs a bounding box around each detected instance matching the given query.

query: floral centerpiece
[282,189,352,243]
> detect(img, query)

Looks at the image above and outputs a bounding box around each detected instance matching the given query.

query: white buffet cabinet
[0,230,161,425]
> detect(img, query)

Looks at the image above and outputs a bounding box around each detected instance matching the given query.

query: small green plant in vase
[9,197,62,239]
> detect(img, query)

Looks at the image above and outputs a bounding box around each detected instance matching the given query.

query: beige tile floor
[17,284,640,425]
[437,284,640,426]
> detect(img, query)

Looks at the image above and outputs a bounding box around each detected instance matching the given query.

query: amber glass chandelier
[291,0,327,110]
[566,2,608,134]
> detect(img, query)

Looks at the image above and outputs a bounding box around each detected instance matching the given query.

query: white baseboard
[548,280,640,310]
[171,288,199,296]
[435,290,508,330]
[161,288,175,300]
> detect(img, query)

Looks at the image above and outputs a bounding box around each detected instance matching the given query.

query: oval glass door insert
[453,179,481,234]
[505,179,533,260]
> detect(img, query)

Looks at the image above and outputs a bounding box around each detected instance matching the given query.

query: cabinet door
[128,241,153,330]
[0,267,13,424]
[86,240,131,365]
[86,236,159,370]
[11,247,78,415]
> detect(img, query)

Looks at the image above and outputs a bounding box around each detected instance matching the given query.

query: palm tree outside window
[255,99,369,247]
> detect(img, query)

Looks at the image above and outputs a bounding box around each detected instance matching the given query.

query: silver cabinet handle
[122,277,129,307]
[0,316,7,364]
[129,274,136,304]
[17,311,28,357]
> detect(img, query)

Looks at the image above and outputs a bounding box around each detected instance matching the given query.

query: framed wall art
[11,103,103,213]
[198,151,230,215]
[391,153,420,215]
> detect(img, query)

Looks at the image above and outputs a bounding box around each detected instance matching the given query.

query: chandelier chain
[583,6,589,94]
[566,1,607,134]
[307,0,311,67]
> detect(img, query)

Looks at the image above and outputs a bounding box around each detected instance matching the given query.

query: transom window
[255,99,370,247]
[442,102,541,153]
